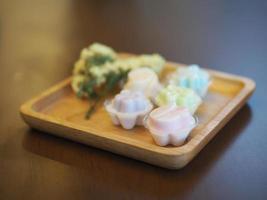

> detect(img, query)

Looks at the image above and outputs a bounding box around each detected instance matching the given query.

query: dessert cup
[124,67,162,101]
[105,90,153,129]
[144,105,197,146]
[168,64,211,97]
[155,85,202,114]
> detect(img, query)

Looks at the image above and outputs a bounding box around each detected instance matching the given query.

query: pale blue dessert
[169,65,210,97]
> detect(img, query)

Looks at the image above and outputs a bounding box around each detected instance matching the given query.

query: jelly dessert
[145,105,196,146]
[155,85,202,114]
[104,90,153,129]
[124,67,162,101]
[168,65,211,97]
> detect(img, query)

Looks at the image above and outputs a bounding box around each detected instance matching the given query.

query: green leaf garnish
[83,69,129,119]
[85,55,114,69]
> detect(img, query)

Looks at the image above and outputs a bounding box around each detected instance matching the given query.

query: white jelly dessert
[155,85,202,114]
[168,64,211,97]
[105,90,153,129]
[145,105,196,146]
[124,67,162,101]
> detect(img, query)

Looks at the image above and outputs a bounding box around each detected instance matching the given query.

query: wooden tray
[20,60,255,169]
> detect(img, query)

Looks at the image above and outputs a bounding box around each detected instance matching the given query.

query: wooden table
[1,1,266,199]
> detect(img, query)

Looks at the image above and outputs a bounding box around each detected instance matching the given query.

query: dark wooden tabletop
[1,0,266,199]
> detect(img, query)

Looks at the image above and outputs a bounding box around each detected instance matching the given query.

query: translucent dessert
[168,64,211,97]
[155,85,202,114]
[105,90,153,129]
[124,67,162,101]
[145,105,196,146]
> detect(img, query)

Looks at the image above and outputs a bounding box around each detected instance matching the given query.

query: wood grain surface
[20,60,255,169]
[1,0,267,199]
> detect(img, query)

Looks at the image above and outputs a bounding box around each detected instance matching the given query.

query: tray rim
[20,61,256,168]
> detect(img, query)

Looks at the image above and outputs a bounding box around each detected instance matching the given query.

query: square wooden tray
[20,60,255,169]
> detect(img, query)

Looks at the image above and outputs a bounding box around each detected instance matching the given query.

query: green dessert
[155,85,202,114]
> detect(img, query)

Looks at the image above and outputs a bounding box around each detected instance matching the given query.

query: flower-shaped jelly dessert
[105,90,153,129]
[145,105,196,146]
[124,67,162,101]
[168,64,211,97]
[155,85,202,114]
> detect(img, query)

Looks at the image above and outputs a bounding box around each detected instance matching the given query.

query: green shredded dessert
[72,43,165,119]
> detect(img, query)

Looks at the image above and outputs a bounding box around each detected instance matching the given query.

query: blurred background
[1,0,266,78]
[0,0,266,199]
